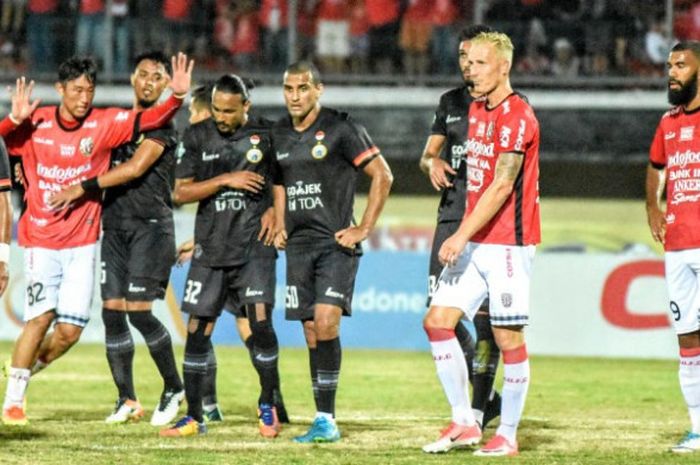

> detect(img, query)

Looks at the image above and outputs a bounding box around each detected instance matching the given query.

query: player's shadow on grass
[42,408,103,422]
[0,428,47,441]
[517,418,556,452]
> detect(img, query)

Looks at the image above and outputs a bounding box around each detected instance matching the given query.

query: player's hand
[646,204,666,244]
[176,239,195,265]
[429,158,456,191]
[274,228,287,250]
[0,261,9,296]
[219,171,265,193]
[335,225,369,249]
[169,52,194,97]
[438,233,468,267]
[8,76,40,124]
[258,207,275,246]
[47,184,85,210]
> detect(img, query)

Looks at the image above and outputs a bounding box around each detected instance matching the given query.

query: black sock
[201,340,218,407]
[183,318,213,423]
[455,322,475,384]
[248,305,279,405]
[128,311,183,393]
[308,347,320,411]
[102,308,136,401]
[472,310,500,412]
[316,338,341,417]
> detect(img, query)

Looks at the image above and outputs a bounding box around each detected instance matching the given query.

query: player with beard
[419,25,501,434]
[48,51,186,427]
[646,40,700,453]
[175,83,290,424]
[272,61,393,443]
[423,31,540,456]
[161,74,282,438]
[0,54,192,426]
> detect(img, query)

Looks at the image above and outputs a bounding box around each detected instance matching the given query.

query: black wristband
[81,177,100,192]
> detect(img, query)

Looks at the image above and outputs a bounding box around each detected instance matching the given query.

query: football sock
[201,340,218,407]
[248,305,279,405]
[425,326,475,426]
[679,347,700,433]
[455,321,475,383]
[316,337,341,417]
[183,318,213,423]
[3,367,30,409]
[103,308,136,401]
[30,357,48,376]
[497,344,530,443]
[128,311,183,392]
[308,346,320,411]
[472,310,500,419]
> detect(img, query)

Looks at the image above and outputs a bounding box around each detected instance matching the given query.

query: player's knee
[250,319,277,349]
[302,320,317,347]
[26,313,54,333]
[55,325,82,348]
[492,325,525,351]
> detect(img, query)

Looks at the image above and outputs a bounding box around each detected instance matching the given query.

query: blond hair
[471,32,514,64]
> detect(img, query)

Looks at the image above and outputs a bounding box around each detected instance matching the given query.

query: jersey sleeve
[0,138,12,191]
[341,119,381,168]
[2,120,33,158]
[649,121,666,168]
[102,107,140,149]
[175,127,199,179]
[497,101,537,155]
[430,94,448,135]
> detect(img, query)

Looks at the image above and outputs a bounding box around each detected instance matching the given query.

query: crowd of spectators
[0,0,697,80]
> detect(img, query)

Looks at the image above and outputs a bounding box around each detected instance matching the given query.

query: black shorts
[427,220,489,310]
[101,222,176,302]
[181,258,276,318]
[285,245,360,321]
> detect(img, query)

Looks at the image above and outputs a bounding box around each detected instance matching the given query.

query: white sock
[426,327,475,426]
[679,349,700,433]
[3,367,30,409]
[31,358,48,376]
[496,345,529,443]
[315,411,335,423]
[473,408,484,426]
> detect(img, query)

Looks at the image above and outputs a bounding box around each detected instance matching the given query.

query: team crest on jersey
[246,134,264,163]
[311,131,328,159]
[501,292,513,308]
[79,137,94,157]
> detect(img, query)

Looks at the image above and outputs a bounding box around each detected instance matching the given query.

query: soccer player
[0,53,193,426]
[161,74,281,438]
[0,140,12,298]
[646,40,700,454]
[422,31,540,456]
[419,24,502,432]
[47,51,186,426]
[272,61,393,443]
[176,82,289,424]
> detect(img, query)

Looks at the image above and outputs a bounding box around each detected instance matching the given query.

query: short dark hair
[58,56,98,85]
[212,74,253,102]
[191,83,212,110]
[133,50,172,76]
[672,41,700,60]
[285,60,322,86]
[459,25,496,43]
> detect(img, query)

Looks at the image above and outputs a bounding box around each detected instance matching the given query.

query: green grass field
[0,341,694,465]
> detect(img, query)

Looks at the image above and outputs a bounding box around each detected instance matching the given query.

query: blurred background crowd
[0,0,694,84]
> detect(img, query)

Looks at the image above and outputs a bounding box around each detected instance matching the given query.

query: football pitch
[0,341,692,465]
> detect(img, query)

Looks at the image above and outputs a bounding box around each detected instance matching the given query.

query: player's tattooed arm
[335,155,393,249]
[645,163,667,244]
[272,185,287,250]
[419,134,455,190]
[438,151,523,266]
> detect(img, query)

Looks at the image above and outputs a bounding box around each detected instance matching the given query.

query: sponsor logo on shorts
[446,115,461,124]
[128,283,146,293]
[245,287,264,297]
[276,152,290,160]
[501,293,513,308]
[202,151,220,161]
[325,287,345,299]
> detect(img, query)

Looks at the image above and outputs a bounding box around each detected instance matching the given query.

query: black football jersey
[0,137,11,191]
[430,86,473,223]
[102,123,178,228]
[271,107,379,248]
[176,117,275,267]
